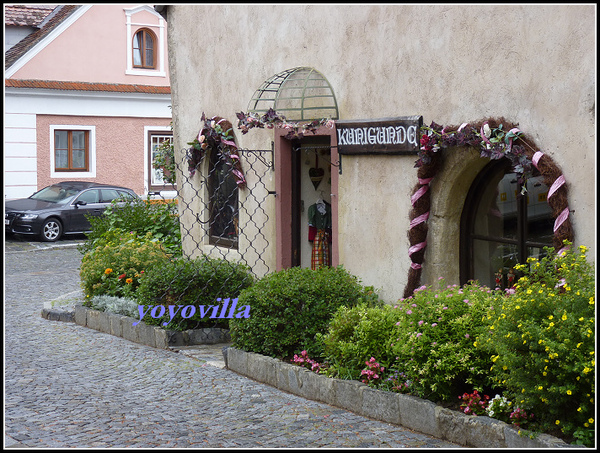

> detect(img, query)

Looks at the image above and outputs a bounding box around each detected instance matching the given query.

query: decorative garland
[404,118,574,298]
[237,108,335,140]
[187,113,246,188]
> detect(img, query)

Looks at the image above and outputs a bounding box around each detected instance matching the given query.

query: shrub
[135,256,254,330]
[391,280,496,402]
[317,303,398,380]
[478,243,595,445]
[89,294,139,318]
[79,197,181,256]
[229,266,379,359]
[80,230,171,300]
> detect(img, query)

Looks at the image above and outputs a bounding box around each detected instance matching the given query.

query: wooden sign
[336,116,422,155]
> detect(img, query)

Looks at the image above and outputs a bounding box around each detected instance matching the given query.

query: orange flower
[104,268,113,275]
[125,278,133,284]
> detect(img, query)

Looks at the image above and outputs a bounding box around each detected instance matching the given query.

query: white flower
[483,123,492,138]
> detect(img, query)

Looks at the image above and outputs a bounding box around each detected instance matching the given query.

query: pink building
[4,4,173,199]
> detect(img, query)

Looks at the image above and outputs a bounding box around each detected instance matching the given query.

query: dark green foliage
[79,197,182,256]
[229,266,380,359]
[136,256,254,330]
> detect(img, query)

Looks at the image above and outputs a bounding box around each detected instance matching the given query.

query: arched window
[132,28,156,69]
[460,159,554,288]
[208,148,239,248]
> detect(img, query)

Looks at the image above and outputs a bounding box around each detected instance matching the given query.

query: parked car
[5,181,140,242]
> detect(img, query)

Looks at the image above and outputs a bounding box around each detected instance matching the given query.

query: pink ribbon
[553,207,570,233]
[458,122,468,132]
[409,241,427,257]
[548,174,565,199]
[410,212,429,229]
[532,151,544,169]
[506,127,521,151]
[410,262,422,270]
[411,186,428,206]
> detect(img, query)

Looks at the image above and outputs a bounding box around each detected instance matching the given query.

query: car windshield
[30,185,82,204]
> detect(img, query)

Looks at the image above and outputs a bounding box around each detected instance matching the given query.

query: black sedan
[5,181,140,242]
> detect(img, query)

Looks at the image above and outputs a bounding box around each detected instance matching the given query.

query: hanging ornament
[309,154,324,189]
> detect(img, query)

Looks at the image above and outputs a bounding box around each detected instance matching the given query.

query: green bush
[478,244,595,445]
[80,230,171,300]
[135,256,254,330]
[317,303,399,380]
[390,280,496,402]
[229,266,379,359]
[79,197,181,256]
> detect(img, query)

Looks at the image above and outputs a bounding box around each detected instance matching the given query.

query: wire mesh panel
[145,147,273,331]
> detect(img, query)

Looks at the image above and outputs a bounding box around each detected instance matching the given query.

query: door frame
[274,126,339,270]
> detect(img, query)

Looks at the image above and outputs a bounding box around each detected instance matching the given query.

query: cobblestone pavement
[4,237,461,448]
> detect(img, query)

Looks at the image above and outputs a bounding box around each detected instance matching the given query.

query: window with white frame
[149,131,174,190]
[124,6,166,77]
[50,125,96,178]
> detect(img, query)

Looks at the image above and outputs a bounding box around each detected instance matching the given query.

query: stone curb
[45,305,230,348]
[223,347,572,449]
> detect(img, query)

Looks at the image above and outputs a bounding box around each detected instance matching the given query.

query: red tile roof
[4,4,57,27]
[5,79,171,94]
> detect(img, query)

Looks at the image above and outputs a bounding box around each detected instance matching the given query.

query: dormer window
[133,28,156,69]
[124,5,166,77]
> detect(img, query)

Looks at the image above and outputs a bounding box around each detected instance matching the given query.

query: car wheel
[40,218,63,242]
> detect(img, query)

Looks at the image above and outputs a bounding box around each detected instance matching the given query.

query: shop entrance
[274,127,339,271]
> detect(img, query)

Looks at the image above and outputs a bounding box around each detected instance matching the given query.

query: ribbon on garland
[408,177,433,270]
[531,151,570,254]
[409,242,427,269]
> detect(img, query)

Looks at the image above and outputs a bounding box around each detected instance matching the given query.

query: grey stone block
[86,309,101,331]
[247,353,278,387]
[437,407,469,446]
[362,387,401,425]
[503,426,570,449]
[136,322,156,348]
[58,311,74,322]
[274,361,294,393]
[333,379,367,413]
[166,330,185,346]
[97,311,111,334]
[121,316,139,344]
[109,313,124,337]
[225,347,248,374]
[74,305,87,326]
[155,328,169,349]
[466,415,505,448]
[397,393,440,438]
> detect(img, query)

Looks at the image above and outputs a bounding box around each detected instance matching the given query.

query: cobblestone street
[4,238,460,448]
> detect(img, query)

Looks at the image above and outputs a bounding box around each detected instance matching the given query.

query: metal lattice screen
[149,146,273,331]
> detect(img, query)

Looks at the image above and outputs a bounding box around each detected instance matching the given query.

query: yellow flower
[562,313,567,321]
[555,420,560,425]
[548,315,554,320]
[589,418,594,424]
[567,390,572,395]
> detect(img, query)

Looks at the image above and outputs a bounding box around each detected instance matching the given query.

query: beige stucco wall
[166,4,595,302]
